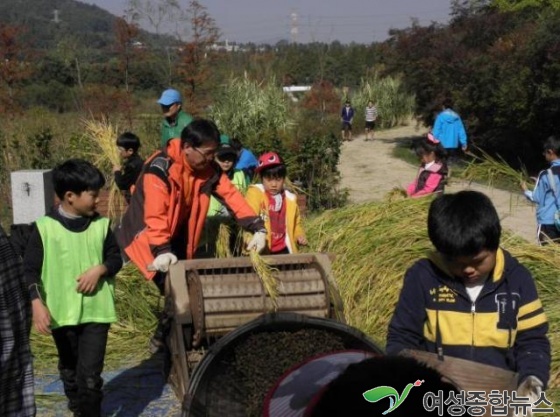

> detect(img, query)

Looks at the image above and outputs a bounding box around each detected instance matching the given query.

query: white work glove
[516,375,543,404]
[247,231,267,253]
[152,253,178,272]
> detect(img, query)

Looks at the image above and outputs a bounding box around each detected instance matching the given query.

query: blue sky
[84,0,452,44]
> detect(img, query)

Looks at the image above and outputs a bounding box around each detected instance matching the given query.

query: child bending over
[387,190,550,402]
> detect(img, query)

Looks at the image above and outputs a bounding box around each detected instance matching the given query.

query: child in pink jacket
[406,133,448,197]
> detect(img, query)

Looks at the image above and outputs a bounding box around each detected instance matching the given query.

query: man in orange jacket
[116,119,266,350]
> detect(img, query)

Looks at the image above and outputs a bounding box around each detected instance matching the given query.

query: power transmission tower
[290,10,298,44]
[52,9,61,24]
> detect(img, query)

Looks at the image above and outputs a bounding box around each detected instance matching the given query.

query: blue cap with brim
[157,88,182,105]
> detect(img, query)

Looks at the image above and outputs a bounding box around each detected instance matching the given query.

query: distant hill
[0,0,168,51]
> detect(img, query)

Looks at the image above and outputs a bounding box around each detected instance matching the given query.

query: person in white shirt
[364,100,378,141]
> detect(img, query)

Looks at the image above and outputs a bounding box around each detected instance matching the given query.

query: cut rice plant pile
[461,147,530,190]
[82,116,125,219]
[305,197,560,388]
[31,264,161,372]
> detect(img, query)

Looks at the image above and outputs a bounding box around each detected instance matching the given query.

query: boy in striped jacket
[364,100,378,141]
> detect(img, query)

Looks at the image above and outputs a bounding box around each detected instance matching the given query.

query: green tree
[492,0,560,11]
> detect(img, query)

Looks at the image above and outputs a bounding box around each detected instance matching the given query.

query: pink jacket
[406,162,447,197]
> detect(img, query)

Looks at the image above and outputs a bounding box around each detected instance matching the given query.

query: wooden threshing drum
[164,253,345,403]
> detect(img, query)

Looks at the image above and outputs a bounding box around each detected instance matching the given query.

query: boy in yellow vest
[23,159,123,417]
[246,152,307,254]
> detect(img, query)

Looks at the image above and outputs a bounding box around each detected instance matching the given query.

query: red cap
[256,151,283,174]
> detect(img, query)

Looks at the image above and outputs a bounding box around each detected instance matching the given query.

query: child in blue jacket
[521,135,560,244]
[432,98,467,163]
[387,191,550,402]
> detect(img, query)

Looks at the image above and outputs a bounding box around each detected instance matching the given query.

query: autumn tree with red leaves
[0,25,34,114]
[113,16,141,92]
[301,80,340,121]
[178,0,221,114]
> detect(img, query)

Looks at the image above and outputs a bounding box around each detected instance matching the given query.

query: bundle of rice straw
[82,116,125,220]
[305,196,560,388]
[250,249,280,309]
[216,223,233,258]
[462,147,530,188]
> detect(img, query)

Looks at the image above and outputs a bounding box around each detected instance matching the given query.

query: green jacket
[160,109,193,146]
[207,169,247,217]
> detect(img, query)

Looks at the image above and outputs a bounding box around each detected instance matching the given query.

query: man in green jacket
[158,88,193,147]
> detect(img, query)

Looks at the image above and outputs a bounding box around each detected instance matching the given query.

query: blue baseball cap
[157,88,182,105]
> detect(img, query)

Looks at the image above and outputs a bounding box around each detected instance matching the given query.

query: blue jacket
[432,109,467,149]
[387,249,550,387]
[235,148,258,171]
[235,148,258,183]
[524,159,560,225]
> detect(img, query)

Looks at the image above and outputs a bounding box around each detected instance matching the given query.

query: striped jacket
[387,248,550,387]
[365,105,378,122]
[0,225,35,416]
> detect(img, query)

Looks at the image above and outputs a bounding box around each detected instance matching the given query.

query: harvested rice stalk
[216,223,233,258]
[284,178,304,195]
[82,116,125,220]
[386,186,408,201]
[250,250,280,309]
[462,146,530,188]
[82,116,121,167]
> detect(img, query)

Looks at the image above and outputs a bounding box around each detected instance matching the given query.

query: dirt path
[339,123,537,242]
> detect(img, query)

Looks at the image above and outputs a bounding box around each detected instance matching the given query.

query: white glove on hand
[517,375,543,404]
[152,253,178,272]
[247,231,267,253]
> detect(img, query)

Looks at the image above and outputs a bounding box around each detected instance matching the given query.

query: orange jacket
[116,138,264,279]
